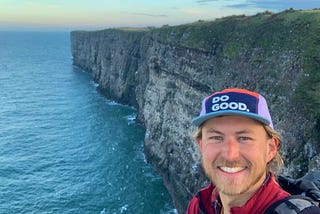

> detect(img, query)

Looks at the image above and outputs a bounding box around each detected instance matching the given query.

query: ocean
[0,31,175,213]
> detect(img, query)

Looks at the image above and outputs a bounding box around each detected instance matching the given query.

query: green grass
[293,10,320,121]
[152,10,320,121]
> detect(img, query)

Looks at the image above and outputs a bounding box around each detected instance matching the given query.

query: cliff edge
[71,10,320,213]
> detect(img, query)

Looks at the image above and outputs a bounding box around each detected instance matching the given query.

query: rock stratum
[71,10,320,213]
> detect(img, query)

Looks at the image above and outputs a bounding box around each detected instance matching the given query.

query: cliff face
[71,10,320,213]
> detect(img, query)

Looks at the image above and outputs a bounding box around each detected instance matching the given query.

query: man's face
[198,115,277,197]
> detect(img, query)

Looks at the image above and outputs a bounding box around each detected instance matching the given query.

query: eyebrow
[235,129,253,135]
[205,128,253,135]
[205,128,224,135]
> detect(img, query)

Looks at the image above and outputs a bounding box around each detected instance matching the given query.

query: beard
[203,157,266,196]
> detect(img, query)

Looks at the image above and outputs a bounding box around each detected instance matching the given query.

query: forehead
[202,115,264,131]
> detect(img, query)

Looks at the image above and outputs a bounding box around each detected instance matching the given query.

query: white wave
[125,113,137,125]
[126,113,136,121]
[119,204,128,213]
[90,81,99,88]
[100,208,106,214]
[105,100,120,106]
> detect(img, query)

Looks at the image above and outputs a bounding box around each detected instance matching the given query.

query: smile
[219,166,246,173]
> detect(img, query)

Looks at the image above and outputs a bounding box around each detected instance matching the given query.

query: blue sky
[0,0,319,31]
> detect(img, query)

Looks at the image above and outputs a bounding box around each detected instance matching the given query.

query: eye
[238,136,251,141]
[208,135,223,143]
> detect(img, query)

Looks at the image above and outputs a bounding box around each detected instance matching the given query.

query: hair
[263,125,284,175]
[193,124,284,175]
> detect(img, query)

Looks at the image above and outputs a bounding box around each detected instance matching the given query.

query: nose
[222,137,240,160]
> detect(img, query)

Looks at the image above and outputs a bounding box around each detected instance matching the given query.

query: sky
[0,0,319,31]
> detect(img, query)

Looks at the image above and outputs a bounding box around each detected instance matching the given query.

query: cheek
[201,144,218,162]
[236,144,268,164]
[252,145,272,165]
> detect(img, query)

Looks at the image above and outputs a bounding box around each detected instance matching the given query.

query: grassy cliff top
[155,9,319,51]
[154,9,320,120]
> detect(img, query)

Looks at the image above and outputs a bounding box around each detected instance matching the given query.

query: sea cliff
[71,10,320,213]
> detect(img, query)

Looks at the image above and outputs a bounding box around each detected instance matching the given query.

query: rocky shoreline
[71,10,320,213]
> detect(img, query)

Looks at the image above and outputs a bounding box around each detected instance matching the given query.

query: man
[186,88,319,214]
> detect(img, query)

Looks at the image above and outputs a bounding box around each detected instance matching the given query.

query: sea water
[0,32,175,213]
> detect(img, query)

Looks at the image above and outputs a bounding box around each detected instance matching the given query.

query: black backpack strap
[264,195,319,214]
[278,170,320,203]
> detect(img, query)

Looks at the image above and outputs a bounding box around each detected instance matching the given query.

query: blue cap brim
[191,110,271,127]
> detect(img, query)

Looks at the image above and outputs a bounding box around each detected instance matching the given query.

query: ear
[197,139,203,150]
[267,138,278,162]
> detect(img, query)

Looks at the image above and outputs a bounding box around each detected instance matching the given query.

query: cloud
[196,0,236,3]
[248,0,320,10]
[196,0,219,2]
[227,3,250,9]
[224,0,320,10]
[131,13,167,18]
[195,0,320,11]
[182,9,206,15]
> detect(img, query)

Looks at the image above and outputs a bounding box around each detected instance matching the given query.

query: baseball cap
[191,88,273,128]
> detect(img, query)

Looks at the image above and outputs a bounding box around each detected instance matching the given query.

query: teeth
[220,166,245,173]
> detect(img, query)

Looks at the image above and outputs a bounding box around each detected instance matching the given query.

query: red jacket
[186,173,290,214]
